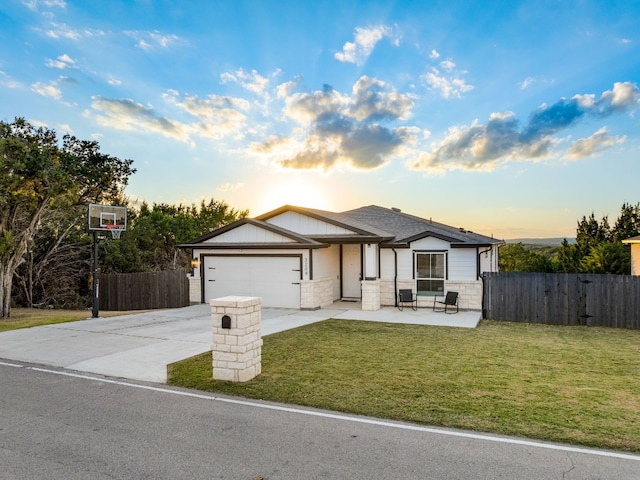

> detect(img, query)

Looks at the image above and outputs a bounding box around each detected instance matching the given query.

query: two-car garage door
[203,255,302,308]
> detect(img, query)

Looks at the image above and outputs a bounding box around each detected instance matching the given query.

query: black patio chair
[433,291,459,314]
[398,289,417,311]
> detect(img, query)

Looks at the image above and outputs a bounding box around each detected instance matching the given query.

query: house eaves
[622,235,640,244]
[309,234,395,244]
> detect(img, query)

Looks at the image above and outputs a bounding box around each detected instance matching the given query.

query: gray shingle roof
[184,204,501,248]
[260,204,500,247]
[340,205,499,246]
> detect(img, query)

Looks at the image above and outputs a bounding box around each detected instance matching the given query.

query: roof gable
[179,218,325,248]
[265,210,357,236]
[202,222,296,244]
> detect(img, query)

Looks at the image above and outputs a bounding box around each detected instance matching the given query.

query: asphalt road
[2,360,639,480]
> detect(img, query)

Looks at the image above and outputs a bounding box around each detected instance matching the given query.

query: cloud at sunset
[410,82,639,172]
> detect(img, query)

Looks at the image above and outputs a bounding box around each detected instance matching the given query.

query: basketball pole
[92,230,100,318]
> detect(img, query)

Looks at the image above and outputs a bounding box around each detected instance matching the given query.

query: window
[415,252,446,296]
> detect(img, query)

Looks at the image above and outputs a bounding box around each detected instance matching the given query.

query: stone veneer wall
[443,281,482,310]
[189,276,201,304]
[300,278,334,310]
[210,296,262,383]
[379,279,482,310]
[361,279,381,311]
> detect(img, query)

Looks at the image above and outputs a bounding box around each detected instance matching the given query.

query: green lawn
[168,319,640,453]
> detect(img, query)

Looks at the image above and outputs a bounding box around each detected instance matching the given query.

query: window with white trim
[415,252,446,296]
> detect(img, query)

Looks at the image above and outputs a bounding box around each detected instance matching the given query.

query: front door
[342,244,362,299]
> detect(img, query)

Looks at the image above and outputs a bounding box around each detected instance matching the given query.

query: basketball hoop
[105,224,125,239]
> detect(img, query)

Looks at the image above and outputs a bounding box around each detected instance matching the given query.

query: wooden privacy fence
[99,269,190,311]
[483,272,640,329]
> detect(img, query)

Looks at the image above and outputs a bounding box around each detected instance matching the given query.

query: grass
[0,308,152,332]
[168,319,640,453]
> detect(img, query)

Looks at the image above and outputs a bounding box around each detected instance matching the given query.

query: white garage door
[203,255,301,308]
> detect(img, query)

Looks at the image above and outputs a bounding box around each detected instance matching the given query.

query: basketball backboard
[88,204,127,232]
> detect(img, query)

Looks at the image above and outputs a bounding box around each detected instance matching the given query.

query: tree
[555,203,640,274]
[0,118,135,318]
[555,239,582,273]
[610,202,640,242]
[581,241,630,274]
[13,206,91,308]
[100,199,247,274]
[576,213,610,253]
[499,243,555,272]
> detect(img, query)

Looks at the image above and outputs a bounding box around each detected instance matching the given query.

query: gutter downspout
[477,247,492,320]
[477,246,493,280]
[392,248,398,307]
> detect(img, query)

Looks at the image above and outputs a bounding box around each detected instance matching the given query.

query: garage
[203,254,302,308]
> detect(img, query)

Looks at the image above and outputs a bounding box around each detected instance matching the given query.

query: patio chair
[398,289,417,311]
[433,291,459,314]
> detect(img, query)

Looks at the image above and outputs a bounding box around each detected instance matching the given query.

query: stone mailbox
[210,296,262,382]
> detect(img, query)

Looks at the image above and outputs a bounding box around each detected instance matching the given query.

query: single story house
[622,235,640,275]
[180,205,503,311]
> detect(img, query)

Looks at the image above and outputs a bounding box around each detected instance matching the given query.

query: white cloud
[603,81,640,109]
[221,68,271,96]
[91,97,192,144]
[22,0,66,11]
[349,76,414,122]
[520,77,534,90]
[218,182,245,192]
[429,49,440,59]
[439,59,455,72]
[262,76,419,171]
[31,81,62,100]
[566,127,626,160]
[58,123,73,134]
[45,53,75,69]
[162,90,250,139]
[125,30,182,50]
[45,22,81,40]
[410,82,639,172]
[277,76,302,99]
[422,67,474,99]
[0,70,23,89]
[334,25,394,65]
[519,76,554,90]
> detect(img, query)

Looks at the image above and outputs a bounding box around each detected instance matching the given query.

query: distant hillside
[505,238,576,247]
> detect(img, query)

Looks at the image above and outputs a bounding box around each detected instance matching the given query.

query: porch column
[361,279,381,311]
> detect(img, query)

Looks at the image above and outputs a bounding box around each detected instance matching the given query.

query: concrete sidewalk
[0,303,480,383]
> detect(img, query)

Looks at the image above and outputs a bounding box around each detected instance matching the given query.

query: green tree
[100,199,247,274]
[554,239,582,273]
[576,213,610,253]
[499,243,555,272]
[610,202,640,242]
[581,241,630,274]
[555,203,640,274]
[0,118,135,317]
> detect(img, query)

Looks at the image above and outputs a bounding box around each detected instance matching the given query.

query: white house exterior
[622,235,640,275]
[180,205,502,311]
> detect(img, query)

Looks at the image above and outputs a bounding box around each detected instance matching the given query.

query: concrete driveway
[0,303,480,383]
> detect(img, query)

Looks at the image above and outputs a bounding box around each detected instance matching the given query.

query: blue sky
[1,0,639,239]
